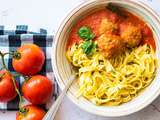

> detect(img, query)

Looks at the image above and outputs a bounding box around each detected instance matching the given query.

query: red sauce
[67,8,156,50]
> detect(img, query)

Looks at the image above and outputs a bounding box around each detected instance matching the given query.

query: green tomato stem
[10,74,23,109]
[0,51,23,109]
[0,52,8,70]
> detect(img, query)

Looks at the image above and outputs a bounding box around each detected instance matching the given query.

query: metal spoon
[43,74,76,120]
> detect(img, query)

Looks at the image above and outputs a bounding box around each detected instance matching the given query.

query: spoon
[43,74,76,120]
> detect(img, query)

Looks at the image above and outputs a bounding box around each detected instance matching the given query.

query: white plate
[52,0,160,117]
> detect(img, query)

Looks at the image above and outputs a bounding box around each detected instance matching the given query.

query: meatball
[97,34,125,58]
[99,19,118,35]
[121,24,142,47]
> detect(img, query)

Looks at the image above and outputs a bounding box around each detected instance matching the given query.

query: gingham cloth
[0,25,59,110]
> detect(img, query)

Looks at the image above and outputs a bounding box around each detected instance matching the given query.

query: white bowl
[52,0,160,117]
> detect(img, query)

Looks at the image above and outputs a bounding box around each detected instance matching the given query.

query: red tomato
[0,70,18,102]
[12,44,45,75]
[22,75,53,105]
[16,105,46,120]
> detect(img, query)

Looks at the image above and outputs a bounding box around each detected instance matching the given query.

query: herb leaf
[78,26,95,41]
[81,41,96,55]
[106,3,127,18]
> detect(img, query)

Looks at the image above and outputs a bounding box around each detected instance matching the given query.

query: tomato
[16,105,46,120]
[22,75,53,105]
[0,70,18,102]
[12,44,45,75]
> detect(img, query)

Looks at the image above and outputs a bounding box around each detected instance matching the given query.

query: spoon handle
[43,75,76,120]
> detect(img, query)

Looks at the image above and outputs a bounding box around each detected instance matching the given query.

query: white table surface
[0,0,160,120]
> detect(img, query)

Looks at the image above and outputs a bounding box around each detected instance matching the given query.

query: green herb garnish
[106,3,127,18]
[81,41,96,55]
[78,26,95,41]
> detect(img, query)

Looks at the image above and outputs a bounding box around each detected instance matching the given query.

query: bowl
[52,0,160,117]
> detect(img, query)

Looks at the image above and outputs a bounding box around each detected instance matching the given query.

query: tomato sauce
[67,8,156,50]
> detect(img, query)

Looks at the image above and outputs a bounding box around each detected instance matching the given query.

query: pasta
[66,43,157,106]
[66,5,158,106]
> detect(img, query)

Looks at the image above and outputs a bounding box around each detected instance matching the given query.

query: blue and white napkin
[0,25,59,110]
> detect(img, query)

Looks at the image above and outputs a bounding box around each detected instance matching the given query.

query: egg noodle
[66,43,157,106]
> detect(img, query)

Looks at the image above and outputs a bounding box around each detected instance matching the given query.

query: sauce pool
[67,8,156,50]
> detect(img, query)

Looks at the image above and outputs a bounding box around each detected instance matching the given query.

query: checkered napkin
[0,25,59,110]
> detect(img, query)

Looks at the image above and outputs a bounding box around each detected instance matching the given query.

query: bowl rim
[52,0,160,117]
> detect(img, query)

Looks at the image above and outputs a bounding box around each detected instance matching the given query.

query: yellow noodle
[66,44,157,106]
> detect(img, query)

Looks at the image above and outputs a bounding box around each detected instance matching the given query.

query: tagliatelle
[66,44,157,106]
